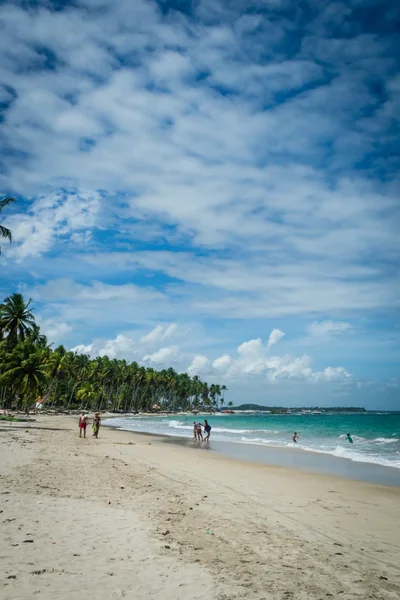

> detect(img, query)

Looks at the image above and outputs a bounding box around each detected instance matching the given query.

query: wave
[338,434,399,444]
[166,421,280,435]
[305,445,400,470]
[106,418,400,471]
[239,437,400,469]
[240,436,275,444]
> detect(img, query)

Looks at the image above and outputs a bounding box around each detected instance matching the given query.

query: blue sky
[1,0,399,409]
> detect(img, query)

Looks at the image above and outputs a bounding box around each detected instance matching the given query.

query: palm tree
[29,324,48,347]
[0,340,48,408]
[76,382,99,410]
[0,293,36,347]
[221,384,227,402]
[0,197,16,254]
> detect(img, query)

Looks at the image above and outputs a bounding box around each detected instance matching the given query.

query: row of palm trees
[0,293,229,413]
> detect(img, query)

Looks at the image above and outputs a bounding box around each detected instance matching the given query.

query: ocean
[106,411,400,471]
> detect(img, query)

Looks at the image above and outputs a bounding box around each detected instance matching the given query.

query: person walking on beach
[79,412,88,438]
[292,432,299,443]
[93,412,101,439]
[346,433,353,444]
[203,420,211,442]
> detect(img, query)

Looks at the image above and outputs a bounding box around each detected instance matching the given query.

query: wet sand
[1,415,400,600]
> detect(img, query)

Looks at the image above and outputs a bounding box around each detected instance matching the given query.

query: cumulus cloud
[188,355,210,376]
[71,343,93,355]
[211,330,350,383]
[70,323,183,362]
[267,328,285,349]
[98,335,137,359]
[144,345,182,365]
[212,354,232,370]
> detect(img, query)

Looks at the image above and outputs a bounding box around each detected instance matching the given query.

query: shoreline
[104,418,400,487]
[1,415,400,599]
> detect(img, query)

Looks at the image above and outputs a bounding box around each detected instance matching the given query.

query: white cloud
[39,318,72,343]
[144,345,181,365]
[140,323,178,345]
[91,249,397,319]
[237,338,264,356]
[212,354,232,370]
[211,330,350,383]
[308,321,353,337]
[267,328,285,349]
[188,355,210,376]
[71,343,93,355]
[98,335,136,359]
[4,191,101,260]
[28,279,166,329]
[315,366,351,382]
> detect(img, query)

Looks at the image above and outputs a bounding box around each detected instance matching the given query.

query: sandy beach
[1,416,400,600]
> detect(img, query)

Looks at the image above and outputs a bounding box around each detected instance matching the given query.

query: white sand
[1,415,399,600]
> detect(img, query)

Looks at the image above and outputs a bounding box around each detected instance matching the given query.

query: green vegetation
[0,293,226,413]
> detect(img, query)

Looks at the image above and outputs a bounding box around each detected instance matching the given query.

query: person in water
[193,422,202,441]
[93,412,101,439]
[203,420,211,442]
[292,432,299,443]
[196,421,203,442]
[346,433,353,444]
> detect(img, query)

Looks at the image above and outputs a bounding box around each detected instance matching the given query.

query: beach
[1,416,400,600]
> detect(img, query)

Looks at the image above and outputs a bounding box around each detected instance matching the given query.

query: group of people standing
[78,411,101,439]
[193,420,212,443]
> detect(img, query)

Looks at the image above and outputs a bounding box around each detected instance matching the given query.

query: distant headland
[231,404,366,413]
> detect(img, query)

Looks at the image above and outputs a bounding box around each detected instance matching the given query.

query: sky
[0,0,399,409]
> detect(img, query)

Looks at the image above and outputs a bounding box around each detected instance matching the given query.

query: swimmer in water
[292,432,299,443]
[346,433,353,444]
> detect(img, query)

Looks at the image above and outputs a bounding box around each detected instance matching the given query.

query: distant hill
[232,404,366,413]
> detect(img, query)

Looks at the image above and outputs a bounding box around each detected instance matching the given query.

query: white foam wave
[338,434,399,444]
[106,418,400,470]
[167,421,279,435]
[306,445,400,469]
[240,436,275,444]
[167,421,193,430]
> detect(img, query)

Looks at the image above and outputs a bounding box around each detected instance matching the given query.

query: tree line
[0,293,228,413]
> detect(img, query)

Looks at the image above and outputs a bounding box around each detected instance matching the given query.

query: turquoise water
[107,412,400,470]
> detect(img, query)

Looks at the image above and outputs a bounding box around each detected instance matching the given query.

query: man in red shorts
[79,412,88,438]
